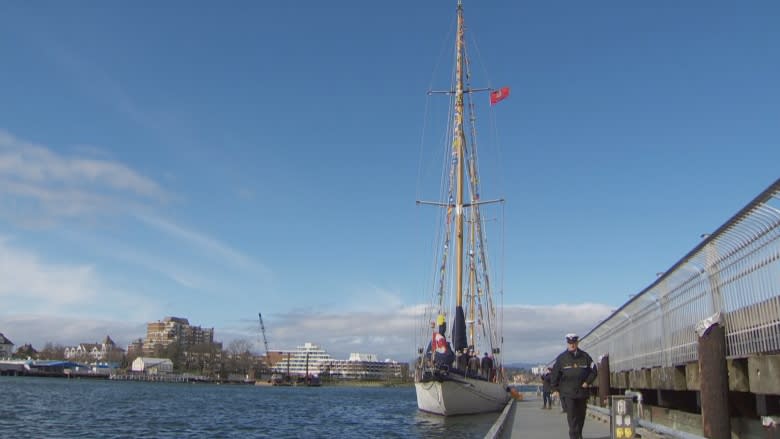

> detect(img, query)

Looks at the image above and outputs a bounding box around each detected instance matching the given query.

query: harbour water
[1,377,500,438]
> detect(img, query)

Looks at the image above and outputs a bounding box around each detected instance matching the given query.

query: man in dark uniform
[551,333,597,439]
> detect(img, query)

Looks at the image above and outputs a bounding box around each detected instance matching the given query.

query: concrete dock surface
[502,397,612,439]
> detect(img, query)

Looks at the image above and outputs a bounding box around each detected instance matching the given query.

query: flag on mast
[489,86,510,105]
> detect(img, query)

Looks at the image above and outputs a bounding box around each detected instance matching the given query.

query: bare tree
[226,339,253,375]
[227,339,252,356]
[104,347,125,365]
[38,342,66,360]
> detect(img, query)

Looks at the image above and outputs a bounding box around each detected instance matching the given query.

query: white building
[326,354,404,380]
[270,342,407,381]
[132,357,174,375]
[64,336,124,362]
[272,342,333,377]
[348,353,378,362]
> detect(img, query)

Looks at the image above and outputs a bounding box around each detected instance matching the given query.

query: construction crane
[258,312,270,365]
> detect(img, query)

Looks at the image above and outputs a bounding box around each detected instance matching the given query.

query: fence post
[697,316,730,438]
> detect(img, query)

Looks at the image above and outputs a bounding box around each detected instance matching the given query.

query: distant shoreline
[1,373,413,387]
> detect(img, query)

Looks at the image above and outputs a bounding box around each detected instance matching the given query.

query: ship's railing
[580,179,780,372]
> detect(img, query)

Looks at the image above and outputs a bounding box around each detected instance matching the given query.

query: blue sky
[1,0,778,364]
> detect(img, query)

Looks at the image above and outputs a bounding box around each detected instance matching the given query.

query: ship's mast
[469,215,476,345]
[454,0,466,309]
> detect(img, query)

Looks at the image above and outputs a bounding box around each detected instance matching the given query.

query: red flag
[490,86,510,105]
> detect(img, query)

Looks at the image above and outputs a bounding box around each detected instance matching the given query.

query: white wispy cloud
[218,301,613,364]
[0,130,165,198]
[0,236,98,307]
[0,236,162,318]
[133,212,270,276]
[0,129,269,343]
[0,128,266,287]
[0,129,167,224]
[0,314,147,349]
[0,294,612,364]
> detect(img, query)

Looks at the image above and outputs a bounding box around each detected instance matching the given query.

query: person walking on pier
[551,333,598,439]
[541,367,553,409]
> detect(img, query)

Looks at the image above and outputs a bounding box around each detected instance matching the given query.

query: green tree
[13,344,38,360]
[162,343,184,372]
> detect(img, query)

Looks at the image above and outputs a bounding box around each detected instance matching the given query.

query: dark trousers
[563,397,587,439]
[542,391,551,408]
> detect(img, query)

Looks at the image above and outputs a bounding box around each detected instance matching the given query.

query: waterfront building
[324,353,406,381]
[64,335,124,362]
[142,316,218,355]
[271,342,333,377]
[267,342,408,381]
[132,357,174,375]
[0,333,13,359]
[126,338,144,357]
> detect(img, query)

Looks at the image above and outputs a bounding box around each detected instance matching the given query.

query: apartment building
[142,316,216,354]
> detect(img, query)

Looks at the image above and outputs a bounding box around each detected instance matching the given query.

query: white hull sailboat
[415,379,510,416]
[413,0,511,416]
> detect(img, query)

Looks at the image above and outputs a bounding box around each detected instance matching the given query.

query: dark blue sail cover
[452,305,467,353]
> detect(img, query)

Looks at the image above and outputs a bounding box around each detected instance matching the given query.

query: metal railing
[581,179,780,372]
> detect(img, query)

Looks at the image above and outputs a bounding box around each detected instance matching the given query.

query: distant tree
[184,342,210,374]
[254,356,271,380]
[13,344,38,360]
[227,339,253,375]
[163,343,185,372]
[38,342,66,360]
[103,347,125,365]
[124,341,143,369]
[121,353,134,370]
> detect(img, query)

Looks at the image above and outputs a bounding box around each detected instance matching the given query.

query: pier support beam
[598,354,610,407]
[697,317,730,439]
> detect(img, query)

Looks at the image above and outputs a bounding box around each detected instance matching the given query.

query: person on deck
[432,332,454,369]
[551,333,598,439]
[467,349,480,378]
[481,352,494,380]
[456,348,468,372]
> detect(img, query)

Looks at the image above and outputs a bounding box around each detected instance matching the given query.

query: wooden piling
[698,321,730,438]
[598,354,610,407]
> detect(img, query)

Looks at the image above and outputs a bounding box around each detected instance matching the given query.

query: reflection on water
[414,410,500,438]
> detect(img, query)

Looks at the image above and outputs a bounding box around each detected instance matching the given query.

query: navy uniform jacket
[551,349,597,399]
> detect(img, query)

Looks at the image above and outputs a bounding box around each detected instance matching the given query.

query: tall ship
[413,0,511,416]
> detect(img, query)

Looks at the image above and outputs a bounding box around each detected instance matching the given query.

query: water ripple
[1,377,497,438]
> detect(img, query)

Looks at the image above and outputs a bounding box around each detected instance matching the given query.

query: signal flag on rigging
[490,86,510,105]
